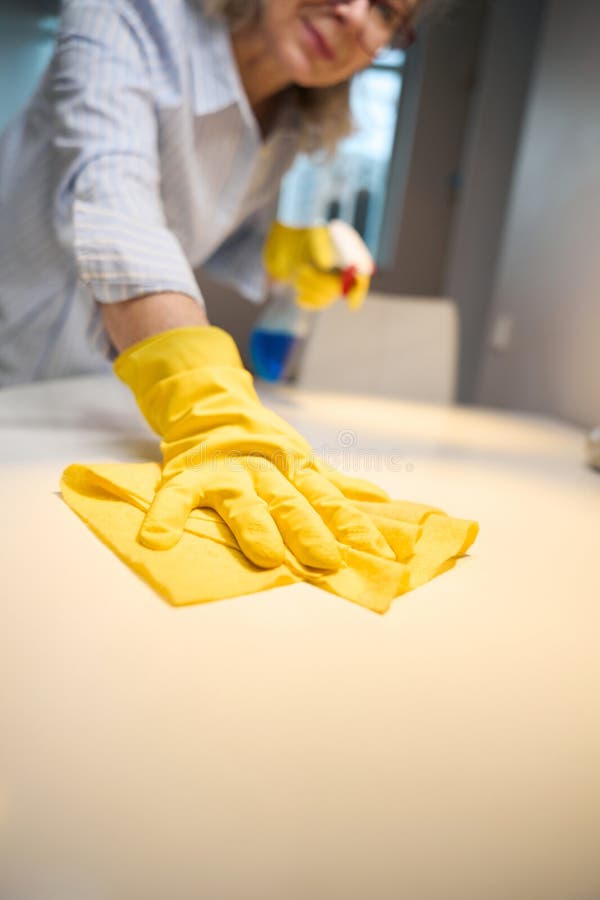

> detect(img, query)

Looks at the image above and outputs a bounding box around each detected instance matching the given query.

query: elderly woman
[0,0,418,570]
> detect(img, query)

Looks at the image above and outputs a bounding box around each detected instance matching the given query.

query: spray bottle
[249,220,375,382]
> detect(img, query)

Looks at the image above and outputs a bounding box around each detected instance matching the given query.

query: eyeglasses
[333,0,416,54]
[367,1,416,51]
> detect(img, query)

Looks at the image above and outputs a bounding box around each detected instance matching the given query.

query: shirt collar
[186,5,256,125]
[185,4,302,145]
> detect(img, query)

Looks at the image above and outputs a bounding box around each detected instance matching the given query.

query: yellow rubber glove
[263,220,374,311]
[114,326,395,570]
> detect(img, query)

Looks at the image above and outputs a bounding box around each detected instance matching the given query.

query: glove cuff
[114,326,250,436]
[114,326,243,390]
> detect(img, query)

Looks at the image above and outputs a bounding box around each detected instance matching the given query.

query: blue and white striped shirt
[0,0,301,384]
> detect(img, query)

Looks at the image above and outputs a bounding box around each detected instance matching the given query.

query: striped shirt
[0,0,301,384]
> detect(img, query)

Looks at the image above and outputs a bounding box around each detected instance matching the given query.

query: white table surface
[0,376,599,900]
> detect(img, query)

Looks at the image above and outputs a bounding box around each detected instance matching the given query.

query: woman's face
[260,0,417,87]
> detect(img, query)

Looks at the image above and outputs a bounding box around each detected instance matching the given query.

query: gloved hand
[115,326,394,570]
[263,220,375,311]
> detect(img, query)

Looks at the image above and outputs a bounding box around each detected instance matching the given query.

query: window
[277,48,407,262]
[0,9,58,132]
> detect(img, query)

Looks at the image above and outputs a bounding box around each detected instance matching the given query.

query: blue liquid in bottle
[249,284,313,382]
[249,329,297,382]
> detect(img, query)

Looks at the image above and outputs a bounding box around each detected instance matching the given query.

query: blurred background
[1,0,598,428]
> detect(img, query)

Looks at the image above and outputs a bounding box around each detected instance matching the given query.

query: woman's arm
[101,292,209,354]
[51,5,205,325]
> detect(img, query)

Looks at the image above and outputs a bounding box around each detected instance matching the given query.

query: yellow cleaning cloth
[61,462,479,615]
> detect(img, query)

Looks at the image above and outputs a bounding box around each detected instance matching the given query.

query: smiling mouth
[302,19,336,61]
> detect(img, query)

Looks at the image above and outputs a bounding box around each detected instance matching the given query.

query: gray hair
[201,0,353,154]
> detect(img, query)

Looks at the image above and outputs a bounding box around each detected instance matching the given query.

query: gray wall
[477,0,600,428]
[375,0,488,297]
[443,0,546,404]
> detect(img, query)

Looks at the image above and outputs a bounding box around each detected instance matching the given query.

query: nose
[330,0,372,35]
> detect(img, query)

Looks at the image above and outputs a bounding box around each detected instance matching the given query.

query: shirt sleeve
[50,1,204,306]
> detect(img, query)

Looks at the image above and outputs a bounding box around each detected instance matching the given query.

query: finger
[345,273,370,310]
[290,466,396,560]
[295,266,341,310]
[249,459,342,569]
[307,225,336,270]
[203,468,286,569]
[263,222,306,281]
[312,458,390,501]
[139,470,202,550]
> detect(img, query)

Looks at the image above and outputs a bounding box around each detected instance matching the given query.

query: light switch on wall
[489,312,514,351]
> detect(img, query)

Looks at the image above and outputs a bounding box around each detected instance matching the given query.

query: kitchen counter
[1,375,599,900]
